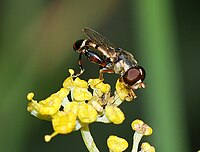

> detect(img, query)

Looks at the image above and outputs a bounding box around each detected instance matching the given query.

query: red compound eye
[122,66,145,86]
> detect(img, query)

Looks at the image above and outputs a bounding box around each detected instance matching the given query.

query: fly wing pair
[83,27,117,59]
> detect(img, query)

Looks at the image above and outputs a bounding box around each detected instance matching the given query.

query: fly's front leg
[77,53,85,75]
[73,53,85,77]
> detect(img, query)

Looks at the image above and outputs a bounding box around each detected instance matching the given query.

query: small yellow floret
[141,142,155,152]
[88,79,102,88]
[63,77,74,89]
[131,119,153,136]
[74,77,88,88]
[37,96,61,116]
[77,103,97,123]
[105,106,125,124]
[68,69,75,75]
[100,83,111,93]
[73,87,92,102]
[62,69,76,89]
[115,79,134,101]
[27,92,34,100]
[27,89,68,118]
[52,111,76,134]
[64,101,79,115]
[107,135,128,152]
[58,88,70,99]
[88,79,111,93]
[44,135,52,142]
[27,101,38,114]
[44,132,58,142]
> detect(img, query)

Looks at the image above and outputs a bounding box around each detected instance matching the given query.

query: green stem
[80,125,100,152]
[132,0,189,151]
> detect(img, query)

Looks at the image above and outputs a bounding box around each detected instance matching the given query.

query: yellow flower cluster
[27,69,133,142]
[26,68,156,152]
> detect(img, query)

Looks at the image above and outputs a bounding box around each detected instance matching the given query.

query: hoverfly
[73,27,145,91]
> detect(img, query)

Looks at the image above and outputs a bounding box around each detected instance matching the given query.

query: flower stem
[80,125,100,152]
[131,132,143,152]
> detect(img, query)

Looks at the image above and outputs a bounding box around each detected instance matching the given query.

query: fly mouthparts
[141,82,145,88]
[131,82,145,90]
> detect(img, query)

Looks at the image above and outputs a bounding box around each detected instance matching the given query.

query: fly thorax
[113,60,127,75]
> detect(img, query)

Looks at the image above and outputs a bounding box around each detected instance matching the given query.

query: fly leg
[99,68,114,80]
[84,49,113,80]
[73,53,85,77]
[73,47,107,78]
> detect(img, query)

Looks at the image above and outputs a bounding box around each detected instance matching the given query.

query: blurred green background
[0,0,199,152]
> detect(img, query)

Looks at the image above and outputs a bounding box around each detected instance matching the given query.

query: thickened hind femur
[122,66,145,86]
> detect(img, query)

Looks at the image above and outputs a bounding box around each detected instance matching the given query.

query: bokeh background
[0,0,199,152]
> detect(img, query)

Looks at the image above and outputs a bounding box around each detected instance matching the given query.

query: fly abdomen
[85,50,106,67]
[73,39,85,51]
[73,39,98,52]
[85,40,100,49]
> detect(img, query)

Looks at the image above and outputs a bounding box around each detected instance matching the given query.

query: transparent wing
[83,27,116,50]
